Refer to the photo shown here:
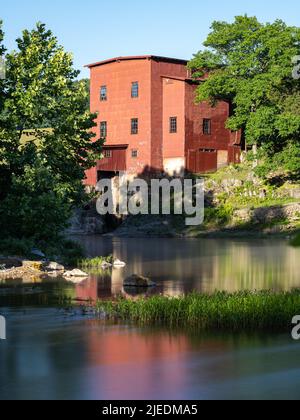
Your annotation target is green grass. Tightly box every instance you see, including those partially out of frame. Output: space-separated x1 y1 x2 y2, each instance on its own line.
97 290 300 332
78 255 113 268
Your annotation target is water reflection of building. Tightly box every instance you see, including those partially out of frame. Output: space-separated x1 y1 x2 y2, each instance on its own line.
73 237 300 300
76 274 113 301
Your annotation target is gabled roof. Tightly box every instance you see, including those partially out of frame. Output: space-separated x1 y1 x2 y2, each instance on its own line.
86 55 188 69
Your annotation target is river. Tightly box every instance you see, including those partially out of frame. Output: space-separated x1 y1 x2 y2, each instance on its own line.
1 237 300 400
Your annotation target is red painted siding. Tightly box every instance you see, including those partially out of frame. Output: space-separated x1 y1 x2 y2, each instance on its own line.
187 149 218 173
84 55 242 185
89 58 152 176
97 147 127 172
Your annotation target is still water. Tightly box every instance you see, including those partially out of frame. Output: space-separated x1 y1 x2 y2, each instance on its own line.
1 238 300 400
0 307 300 400
75 237 300 297
2 237 300 304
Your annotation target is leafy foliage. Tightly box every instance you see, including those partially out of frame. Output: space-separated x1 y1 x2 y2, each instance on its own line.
189 16 300 178
0 22 102 241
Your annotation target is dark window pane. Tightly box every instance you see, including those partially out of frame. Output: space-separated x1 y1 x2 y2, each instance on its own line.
131 82 139 98
170 117 177 133
203 119 212 135
100 121 107 138
100 86 107 101
131 118 138 135
131 149 138 158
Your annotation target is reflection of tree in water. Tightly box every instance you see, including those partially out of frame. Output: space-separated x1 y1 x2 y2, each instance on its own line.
73 237 300 299
211 241 300 292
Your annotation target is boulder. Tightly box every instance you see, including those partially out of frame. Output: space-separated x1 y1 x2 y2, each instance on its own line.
289 189 300 200
45 262 65 272
22 261 43 271
64 269 88 278
124 275 156 288
66 209 106 235
113 259 126 268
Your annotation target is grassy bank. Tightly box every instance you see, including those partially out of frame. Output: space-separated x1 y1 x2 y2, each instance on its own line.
97 291 300 332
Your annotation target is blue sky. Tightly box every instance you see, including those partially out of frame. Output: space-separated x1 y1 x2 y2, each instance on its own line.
1 0 300 77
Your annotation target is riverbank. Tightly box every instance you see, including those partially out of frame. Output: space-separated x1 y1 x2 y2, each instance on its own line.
107 211 300 239
87 163 300 239
97 290 300 332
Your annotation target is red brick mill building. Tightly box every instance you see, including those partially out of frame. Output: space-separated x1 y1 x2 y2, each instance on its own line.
84 55 242 185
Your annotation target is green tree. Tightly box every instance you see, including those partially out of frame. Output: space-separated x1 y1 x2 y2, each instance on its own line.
0 23 102 241
0 21 6 133
189 16 300 178
75 78 90 112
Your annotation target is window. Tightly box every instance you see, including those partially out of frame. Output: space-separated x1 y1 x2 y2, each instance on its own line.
104 150 112 159
170 117 177 134
131 118 139 135
131 82 139 98
100 86 107 101
131 149 138 158
100 121 107 138
203 119 212 135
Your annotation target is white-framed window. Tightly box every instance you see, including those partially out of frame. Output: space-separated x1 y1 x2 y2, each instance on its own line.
100 85 107 101
131 82 139 98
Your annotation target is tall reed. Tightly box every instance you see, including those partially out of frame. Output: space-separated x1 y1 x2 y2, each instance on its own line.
97 290 300 332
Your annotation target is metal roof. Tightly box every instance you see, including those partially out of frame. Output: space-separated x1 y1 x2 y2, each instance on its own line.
86 55 188 69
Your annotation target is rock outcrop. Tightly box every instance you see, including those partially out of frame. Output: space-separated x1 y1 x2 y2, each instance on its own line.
45 262 65 272
233 202 300 225
66 208 105 235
